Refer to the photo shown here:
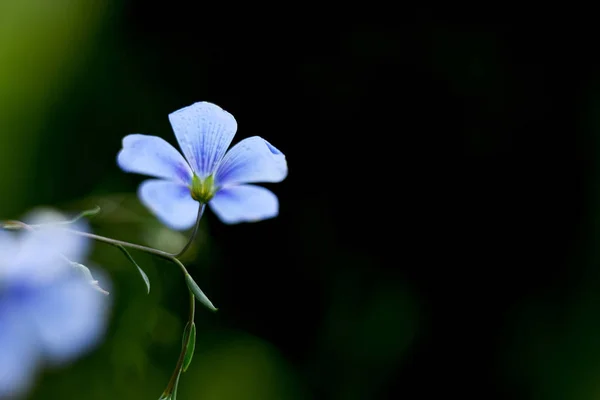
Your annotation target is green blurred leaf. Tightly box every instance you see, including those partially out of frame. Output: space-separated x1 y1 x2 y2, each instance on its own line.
70 205 101 222
184 273 217 311
0 0 107 215
116 245 150 294
36 206 102 226
182 322 196 372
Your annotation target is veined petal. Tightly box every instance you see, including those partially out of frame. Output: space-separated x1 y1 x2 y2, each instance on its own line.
139 180 199 230
0 305 39 398
168 102 238 177
27 271 110 364
117 134 193 184
215 137 288 187
209 185 279 224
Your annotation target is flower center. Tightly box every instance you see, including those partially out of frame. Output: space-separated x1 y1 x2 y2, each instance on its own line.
190 174 216 203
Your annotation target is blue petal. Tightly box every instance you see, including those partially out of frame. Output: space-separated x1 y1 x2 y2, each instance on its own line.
209 185 279 224
27 272 110 364
117 134 193 184
215 136 288 187
6 211 90 284
0 304 39 399
23 209 90 262
138 179 200 230
168 102 238 178
0 229 16 263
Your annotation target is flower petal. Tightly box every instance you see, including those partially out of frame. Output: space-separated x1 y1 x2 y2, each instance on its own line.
27 271 110 364
0 305 39 399
139 179 199 230
0 230 16 270
209 185 279 224
4 210 90 284
117 134 193 184
168 102 238 177
215 136 288 187
23 209 91 262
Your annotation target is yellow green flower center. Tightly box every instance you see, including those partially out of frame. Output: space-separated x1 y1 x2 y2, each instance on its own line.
190 174 216 203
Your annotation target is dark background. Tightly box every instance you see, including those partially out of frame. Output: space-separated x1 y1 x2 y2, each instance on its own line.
1 3 599 399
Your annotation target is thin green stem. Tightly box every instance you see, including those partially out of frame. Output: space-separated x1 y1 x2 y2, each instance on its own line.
65 229 190 277
1 220 33 231
1 220 188 274
2 204 204 262
171 203 205 259
163 289 196 396
64 228 175 261
169 257 190 276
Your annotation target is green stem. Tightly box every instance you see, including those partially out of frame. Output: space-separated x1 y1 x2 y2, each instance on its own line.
1 220 33 231
171 203 205 259
2 204 204 265
65 230 191 280
1 221 189 274
163 289 196 396
65 228 179 264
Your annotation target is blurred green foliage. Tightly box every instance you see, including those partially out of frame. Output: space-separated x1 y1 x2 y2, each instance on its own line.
0 0 106 213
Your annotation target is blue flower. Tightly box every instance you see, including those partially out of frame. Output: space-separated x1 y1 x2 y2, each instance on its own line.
0 210 110 398
117 102 288 230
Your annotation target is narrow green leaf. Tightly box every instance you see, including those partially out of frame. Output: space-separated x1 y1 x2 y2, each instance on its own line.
116 245 150 294
184 273 217 311
61 206 102 224
182 322 196 372
76 205 102 219
181 322 190 347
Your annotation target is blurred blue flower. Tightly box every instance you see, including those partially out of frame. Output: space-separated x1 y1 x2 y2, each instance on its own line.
117 102 288 230
0 210 110 399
